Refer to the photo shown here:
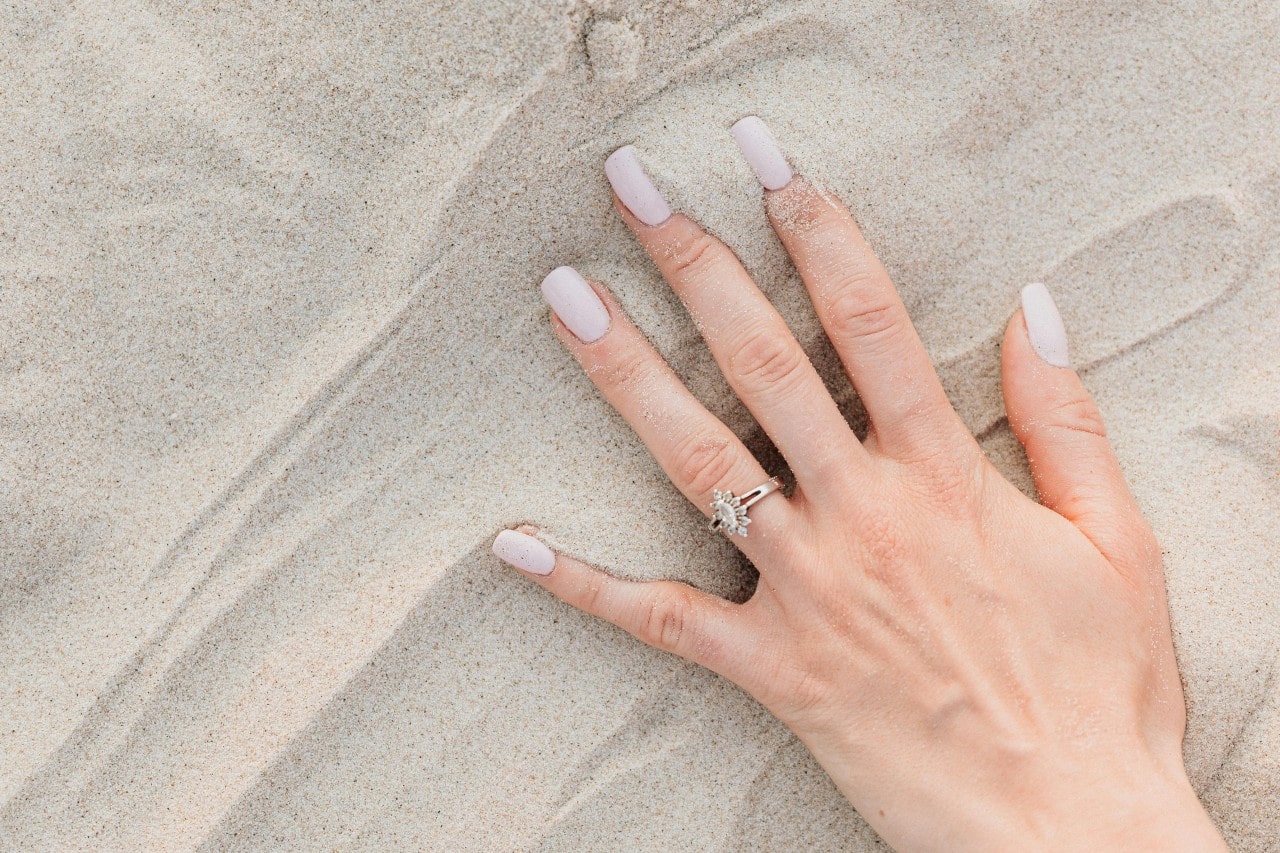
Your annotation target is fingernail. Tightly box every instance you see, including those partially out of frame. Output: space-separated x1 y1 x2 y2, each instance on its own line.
541 266 610 343
604 145 673 226
730 116 793 190
493 529 556 576
1020 282 1071 367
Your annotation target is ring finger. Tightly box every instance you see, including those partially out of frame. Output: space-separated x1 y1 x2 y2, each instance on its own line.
539 266 798 557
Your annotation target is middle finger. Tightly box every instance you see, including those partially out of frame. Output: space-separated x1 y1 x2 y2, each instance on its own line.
604 145 865 495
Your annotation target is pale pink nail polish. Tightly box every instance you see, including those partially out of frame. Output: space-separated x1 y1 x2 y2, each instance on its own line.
541 266 610 343
604 145 673 226
1021 282 1071 367
493 529 556 575
730 116 793 190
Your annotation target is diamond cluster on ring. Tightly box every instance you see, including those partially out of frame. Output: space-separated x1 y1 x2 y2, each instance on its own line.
709 489 751 537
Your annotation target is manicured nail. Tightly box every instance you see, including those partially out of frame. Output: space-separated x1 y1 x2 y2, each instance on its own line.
604 145 672 226
1021 282 1071 367
541 266 610 343
731 116 793 190
493 529 556 576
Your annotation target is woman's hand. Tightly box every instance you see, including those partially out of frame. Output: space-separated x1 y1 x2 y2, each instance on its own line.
493 118 1225 851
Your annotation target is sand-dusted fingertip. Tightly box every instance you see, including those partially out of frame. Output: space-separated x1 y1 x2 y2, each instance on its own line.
1021 282 1071 368
604 145 672 226
492 529 556 575
540 266 610 343
730 116 793 190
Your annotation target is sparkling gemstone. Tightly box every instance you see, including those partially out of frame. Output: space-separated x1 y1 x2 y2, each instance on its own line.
713 500 738 529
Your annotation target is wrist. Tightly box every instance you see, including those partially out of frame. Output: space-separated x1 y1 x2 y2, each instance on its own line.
813 732 1227 852
981 746 1225 852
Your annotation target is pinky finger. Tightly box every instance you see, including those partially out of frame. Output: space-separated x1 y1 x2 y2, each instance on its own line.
492 527 755 682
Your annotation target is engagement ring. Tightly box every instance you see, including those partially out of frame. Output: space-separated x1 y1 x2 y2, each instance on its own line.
709 476 784 537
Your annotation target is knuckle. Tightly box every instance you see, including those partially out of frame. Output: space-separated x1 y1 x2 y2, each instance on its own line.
855 507 910 576
758 653 830 722
901 450 983 516
1045 395 1107 440
671 433 738 498
824 278 905 347
640 588 695 653
668 232 726 282
787 667 830 716
577 572 608 615
594 346 653 396
729 325 808 395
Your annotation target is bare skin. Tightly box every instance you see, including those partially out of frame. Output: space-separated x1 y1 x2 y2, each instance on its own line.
498 171 1226 850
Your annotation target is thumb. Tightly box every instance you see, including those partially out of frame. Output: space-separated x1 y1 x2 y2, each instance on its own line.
1001 283 1160 580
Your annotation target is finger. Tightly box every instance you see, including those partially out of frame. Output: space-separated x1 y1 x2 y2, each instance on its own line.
1001 284 1161 581
603 145 864 495
540 266 798 555
731 117 966 459
492 527 758 685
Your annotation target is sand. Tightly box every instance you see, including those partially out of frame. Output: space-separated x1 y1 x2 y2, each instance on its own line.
1 0 1277 849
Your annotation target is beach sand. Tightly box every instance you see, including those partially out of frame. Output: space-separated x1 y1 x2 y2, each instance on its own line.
1 0 1277 848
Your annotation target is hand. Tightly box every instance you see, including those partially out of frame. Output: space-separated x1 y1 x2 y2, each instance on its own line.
493 118 1225 851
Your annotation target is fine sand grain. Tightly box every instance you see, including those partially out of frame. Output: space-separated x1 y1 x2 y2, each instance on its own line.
1 0 1277 849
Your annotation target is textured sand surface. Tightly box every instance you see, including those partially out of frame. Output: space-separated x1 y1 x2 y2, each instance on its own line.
2 0 1278 849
